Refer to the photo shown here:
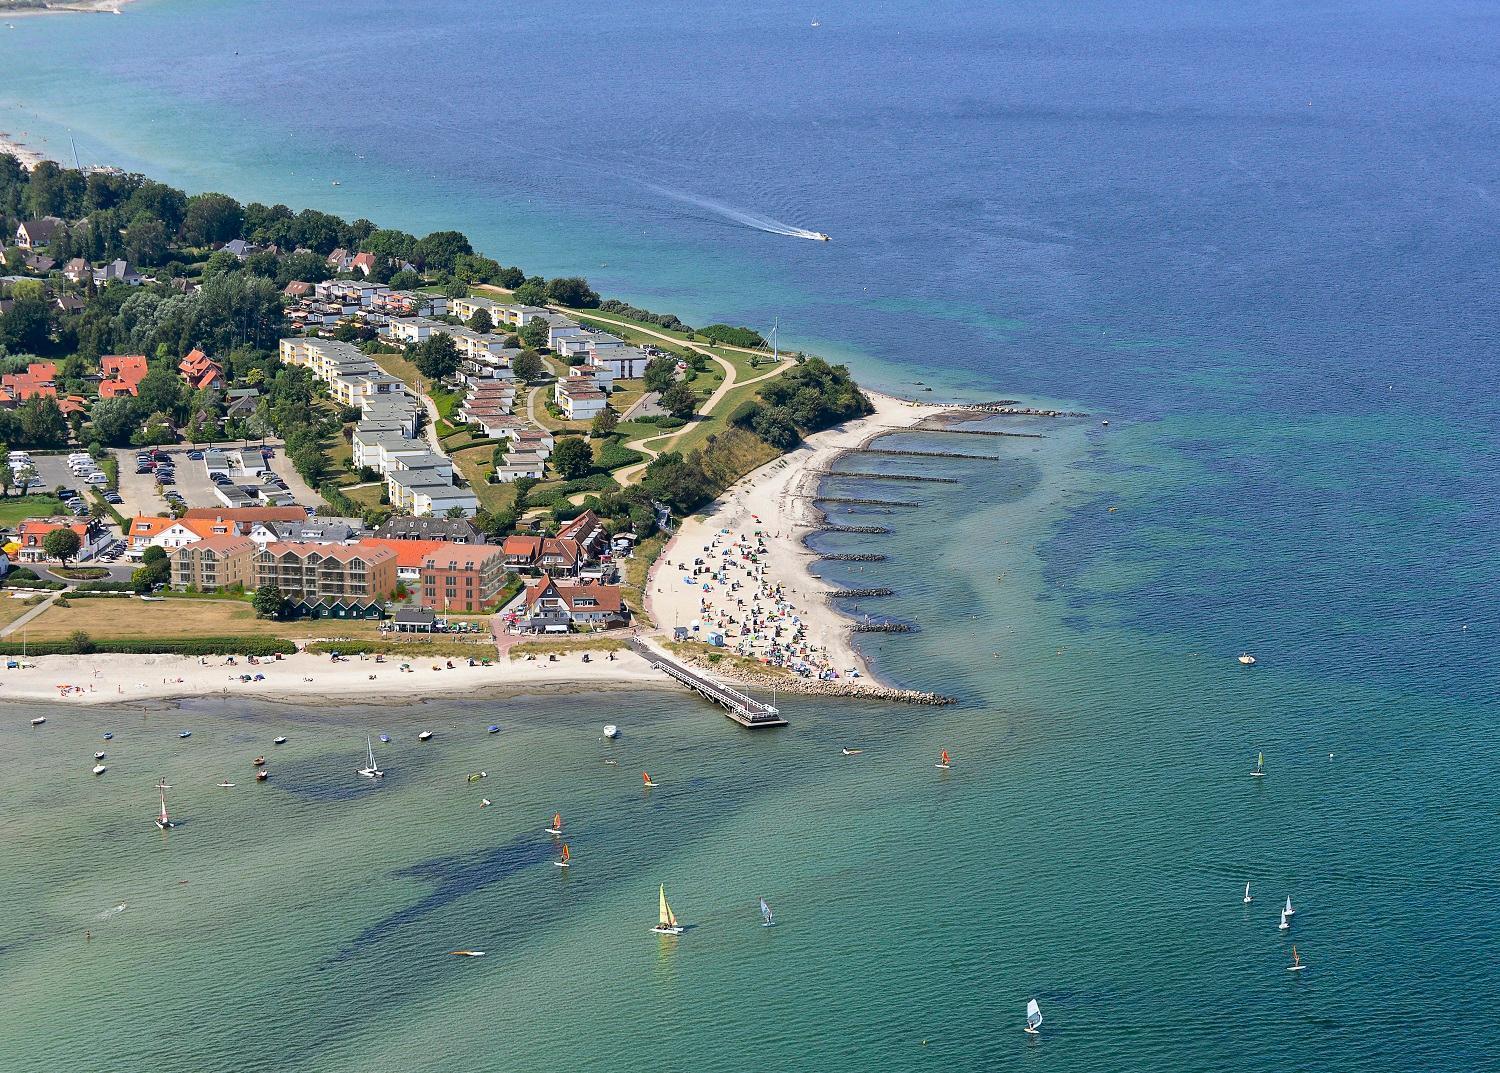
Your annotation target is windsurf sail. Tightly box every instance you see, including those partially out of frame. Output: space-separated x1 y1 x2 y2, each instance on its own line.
1026 999 1043 1031
759 898 773 925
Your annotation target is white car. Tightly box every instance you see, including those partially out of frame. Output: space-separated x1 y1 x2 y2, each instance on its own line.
85 472 109 486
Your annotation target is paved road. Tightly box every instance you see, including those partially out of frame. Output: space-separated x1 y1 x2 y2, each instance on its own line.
0 588 65 638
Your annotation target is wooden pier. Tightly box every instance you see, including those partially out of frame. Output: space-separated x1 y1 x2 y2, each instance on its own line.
631 640 787 728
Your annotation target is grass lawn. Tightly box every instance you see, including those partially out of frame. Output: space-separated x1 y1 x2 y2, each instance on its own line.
508 635 629 659
0 593 47 631
370 351 430 394
0 494 64 528
24 597 265 641
450 446 518 515
341 484 388 510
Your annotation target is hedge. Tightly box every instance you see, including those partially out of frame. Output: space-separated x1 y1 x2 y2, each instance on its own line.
0 636 296 657
304 639 494 660
596 441 644 470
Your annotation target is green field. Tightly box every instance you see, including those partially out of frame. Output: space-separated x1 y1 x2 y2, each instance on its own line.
0 495 64 529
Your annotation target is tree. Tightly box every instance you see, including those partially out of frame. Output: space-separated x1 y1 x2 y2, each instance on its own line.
0 292 53 352
17 397 69 448
89 396 143 446
511 349 545 382
42 527 82 566
253 584 287 619
590 408 619 437
552 437 594 480
411 332 460 380
123 212 169 265
388 269 422 290
0 445 9 497
641 452 713 515
544 276 600 308
659 382 699 421
512 276 548 306
444 506 469 520
466 308 493 333
413 230 473 274
496 265 525 289
137 362 184 418
643 354 677 393
518 317 550 351
182 192 244 246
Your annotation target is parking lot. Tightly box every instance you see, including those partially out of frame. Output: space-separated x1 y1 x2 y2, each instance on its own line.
112 440 320 516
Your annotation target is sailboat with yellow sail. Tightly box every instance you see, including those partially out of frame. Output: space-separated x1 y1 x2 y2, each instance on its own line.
1251 751 1266 778
545 812 563 836
554 844 571 869
651 885 685 935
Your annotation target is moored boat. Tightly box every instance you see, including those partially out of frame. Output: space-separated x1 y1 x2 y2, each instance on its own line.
358 734 383 779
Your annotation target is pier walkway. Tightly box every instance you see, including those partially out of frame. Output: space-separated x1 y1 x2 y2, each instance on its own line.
630 639 787 728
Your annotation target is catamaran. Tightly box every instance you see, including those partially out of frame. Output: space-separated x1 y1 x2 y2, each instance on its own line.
1288 945 1306 972
154 785 176 829
759 898 775 927
652 885 685 935
1243 882 1253 905
1251 752 1266 778
1024 999 1043 1035
546 812 563 836
642 771 656 788
1283 896 1295 917
555 844 572 869
358 734 383 779
935 750 952 770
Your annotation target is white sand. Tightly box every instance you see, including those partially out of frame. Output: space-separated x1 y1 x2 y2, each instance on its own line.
0 648 668 708
646 390 948 688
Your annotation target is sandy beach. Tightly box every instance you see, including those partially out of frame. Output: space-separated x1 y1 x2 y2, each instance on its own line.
0 647 669 709
0 133 54 170
646 390 949 690
0 0 134 17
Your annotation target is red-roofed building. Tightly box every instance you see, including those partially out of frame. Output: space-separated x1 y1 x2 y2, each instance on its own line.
15 516 113 564
99 354 148 398
351 252 377 277
516 573 627 632
361 537 446 584
169 534 257 592
254 541 397 618
418 542 508 613
0 362 58 408
178 347 224 390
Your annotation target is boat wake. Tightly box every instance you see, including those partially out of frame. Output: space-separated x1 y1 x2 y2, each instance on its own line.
645 183 829 241
96 903 127 920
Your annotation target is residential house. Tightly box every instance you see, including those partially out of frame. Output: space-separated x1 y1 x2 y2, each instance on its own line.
386 467 478 517
254 541 397 618
557 509 608 559
62 257 91 284
169 535 256 592
15 516 112 564
373 516 485 544
0 362 58 407
283 281 313 299
98 354 148 398
53 294 86 315
14 217 62 250
554 376 607 420
179 347 224 390
499 534 585 576
418 542 509 613
92 259 144 287
515 574 627 632
223 386 261 419
350 252 377 277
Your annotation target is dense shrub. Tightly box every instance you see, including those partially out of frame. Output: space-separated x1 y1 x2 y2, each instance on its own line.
0 636 296 656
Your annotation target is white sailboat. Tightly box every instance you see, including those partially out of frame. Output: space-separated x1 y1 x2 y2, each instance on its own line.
759 897 775 927
1251 751 1266 778
1278 907 1290 931
154 785 176 829
1243 882 1253 904
651 885 685 935
1283 896 1295 917
358 734 383 779
1024 999 1043 1035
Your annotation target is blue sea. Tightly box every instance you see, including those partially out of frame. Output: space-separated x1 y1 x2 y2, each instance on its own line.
1 1 1497 1070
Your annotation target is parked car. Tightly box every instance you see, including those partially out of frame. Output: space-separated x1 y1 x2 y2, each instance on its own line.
187 451 204 460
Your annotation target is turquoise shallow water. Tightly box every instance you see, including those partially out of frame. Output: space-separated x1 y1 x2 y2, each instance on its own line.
2 0 1499 1068
2 419 1496 1071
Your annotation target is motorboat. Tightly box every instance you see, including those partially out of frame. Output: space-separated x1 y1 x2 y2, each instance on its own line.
603 724 620 739
253 756 266 767
379 734 390 743
256 769 269 781
95 751 106 760
418 731 433 742
273 736 287 745
30 717 45 726
92 763 107 776
487 725 501 734
178 730 192 739
1238 653 1257 666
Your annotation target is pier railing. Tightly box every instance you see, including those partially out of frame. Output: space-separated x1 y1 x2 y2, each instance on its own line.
630 639 787 728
